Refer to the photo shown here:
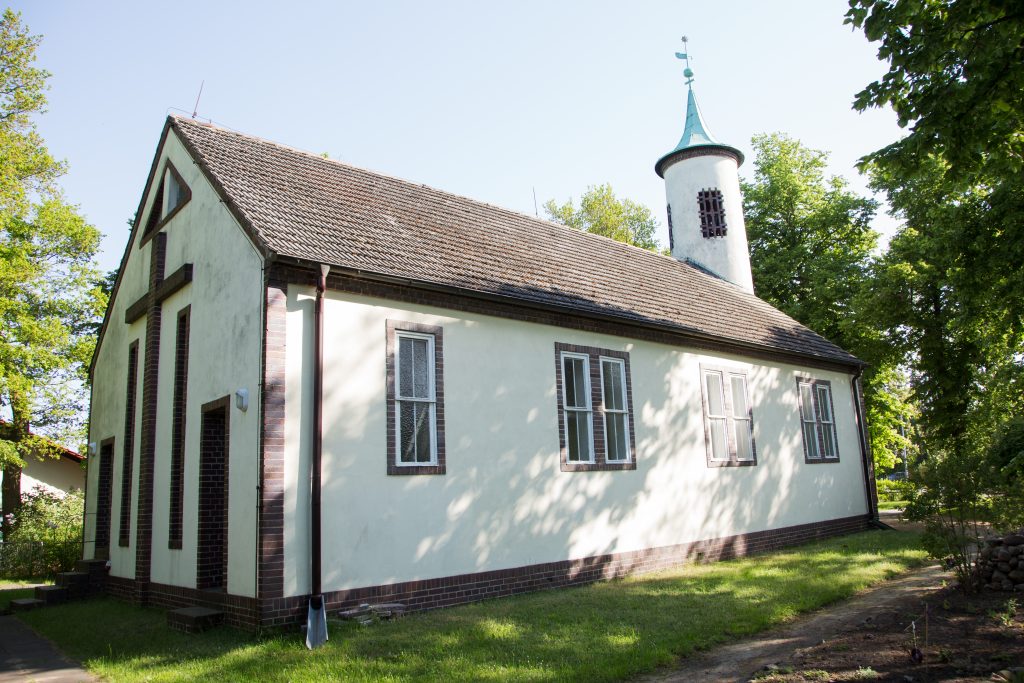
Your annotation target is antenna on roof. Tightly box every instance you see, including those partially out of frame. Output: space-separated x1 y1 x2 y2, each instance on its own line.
191 80 205 119
532 187 539 217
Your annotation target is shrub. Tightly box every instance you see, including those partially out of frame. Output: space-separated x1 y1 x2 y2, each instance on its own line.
875 478 915 502
0 487 83 578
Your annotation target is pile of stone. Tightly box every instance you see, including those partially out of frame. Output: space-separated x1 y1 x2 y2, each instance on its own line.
337 602 407 625
977 532 1024 591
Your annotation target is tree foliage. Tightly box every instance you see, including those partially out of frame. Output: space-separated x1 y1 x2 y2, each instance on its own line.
0 10 105 534
846 0 1024 182
544 183 662 252
741 133 912 472
849 0 1024 576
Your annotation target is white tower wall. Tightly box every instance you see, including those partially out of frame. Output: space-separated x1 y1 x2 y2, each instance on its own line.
663 153 754 294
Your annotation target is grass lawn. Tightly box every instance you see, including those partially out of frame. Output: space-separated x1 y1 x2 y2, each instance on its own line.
20 530 927 682
877 500 908 510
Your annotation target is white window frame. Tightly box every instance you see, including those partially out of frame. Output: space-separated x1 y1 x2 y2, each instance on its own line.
395 330 438 467
700 364 757 467
560 351 595 464
599 356 631 463
797 377 840 463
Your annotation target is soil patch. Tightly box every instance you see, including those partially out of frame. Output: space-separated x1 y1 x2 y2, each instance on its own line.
758 582 1024 682
638 549 1022 682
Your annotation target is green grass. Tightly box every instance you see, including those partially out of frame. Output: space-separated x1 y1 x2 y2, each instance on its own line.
20 530 927 682
877 500 908 510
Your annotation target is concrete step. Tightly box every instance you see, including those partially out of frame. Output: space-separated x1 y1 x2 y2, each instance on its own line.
9 598 45 613
167 606 224 634
56 571 89 587
75 558 109 577
34 585 68 605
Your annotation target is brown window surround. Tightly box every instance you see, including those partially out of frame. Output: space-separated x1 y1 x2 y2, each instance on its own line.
697 188 727 238
385 320 445 476
119 340 140 547
554 343 637 472
168 305 190 550
796 377 840 464
699 364 757 468
140 161 191 246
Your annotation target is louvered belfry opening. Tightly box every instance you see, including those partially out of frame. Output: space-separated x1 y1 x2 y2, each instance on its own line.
697 189 727 238
197 399 229 591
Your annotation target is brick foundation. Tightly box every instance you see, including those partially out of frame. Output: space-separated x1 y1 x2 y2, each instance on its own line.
105 513 872 630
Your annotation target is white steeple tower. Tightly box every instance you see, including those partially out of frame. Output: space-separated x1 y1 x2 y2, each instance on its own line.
656 41 753 294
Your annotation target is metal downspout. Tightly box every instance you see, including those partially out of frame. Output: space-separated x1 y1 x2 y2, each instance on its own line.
852 368 884 527
306 264 330 648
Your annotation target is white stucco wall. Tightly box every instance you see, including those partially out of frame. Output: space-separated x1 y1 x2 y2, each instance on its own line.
283 289 869 597
86 130 263 597
664 154 754 293
1 456 84 498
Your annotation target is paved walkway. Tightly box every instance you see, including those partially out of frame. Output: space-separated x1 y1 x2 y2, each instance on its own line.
0 616 96 683
635 562 947 683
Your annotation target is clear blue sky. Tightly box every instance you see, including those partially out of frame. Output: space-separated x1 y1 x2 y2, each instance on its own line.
14 0 901 273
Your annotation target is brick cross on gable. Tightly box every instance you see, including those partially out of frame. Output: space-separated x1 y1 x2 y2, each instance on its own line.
125 231 193 596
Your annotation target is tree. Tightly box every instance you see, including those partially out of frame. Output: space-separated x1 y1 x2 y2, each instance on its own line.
740 133 912 471
845 0 1024 183
544 183 662 252
0 10 104 538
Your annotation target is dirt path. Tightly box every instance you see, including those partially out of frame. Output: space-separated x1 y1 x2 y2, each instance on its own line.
635 563 950 683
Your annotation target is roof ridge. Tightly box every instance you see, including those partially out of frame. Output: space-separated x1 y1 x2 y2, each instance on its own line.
167 115 859 367
169 115 696 269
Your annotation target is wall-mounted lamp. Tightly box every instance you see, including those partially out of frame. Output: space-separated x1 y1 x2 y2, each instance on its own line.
88 442 97 456
235 388 249 412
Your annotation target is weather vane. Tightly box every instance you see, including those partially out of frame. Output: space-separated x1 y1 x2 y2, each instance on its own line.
675 35 694 85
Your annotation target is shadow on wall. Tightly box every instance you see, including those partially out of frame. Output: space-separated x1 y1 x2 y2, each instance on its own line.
305 295 858 590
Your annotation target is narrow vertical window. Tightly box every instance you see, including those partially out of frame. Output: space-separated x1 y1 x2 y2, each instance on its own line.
704 371 729 461
666 203 675 251
797 378 840 463
386 321 445 475
554 343 636 471
731 375 754 461
700 365 757 467
697 189 727 238
168 305 190 549
601 358 630 463
119 341 139 547
562 353 594 464
397 332 436 465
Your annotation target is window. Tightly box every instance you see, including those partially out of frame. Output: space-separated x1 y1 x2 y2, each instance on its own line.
386 320 445 475
699 365 756 467
797 378 839 463
601 358 630 462
554 343 636 472
666 203 675 250
697 188 727 238
142 162 191 240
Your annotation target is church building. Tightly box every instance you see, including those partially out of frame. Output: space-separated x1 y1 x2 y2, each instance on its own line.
84 66 878 630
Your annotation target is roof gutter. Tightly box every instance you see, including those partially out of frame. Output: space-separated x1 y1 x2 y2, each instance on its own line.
273 255 866 374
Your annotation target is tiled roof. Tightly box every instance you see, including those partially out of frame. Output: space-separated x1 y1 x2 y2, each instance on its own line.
169 115 860 368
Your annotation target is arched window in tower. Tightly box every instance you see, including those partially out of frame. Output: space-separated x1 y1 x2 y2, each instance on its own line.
697 189 727 238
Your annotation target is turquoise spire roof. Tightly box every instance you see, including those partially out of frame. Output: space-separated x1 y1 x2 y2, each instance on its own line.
655 83 744 177
678 86 719 148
